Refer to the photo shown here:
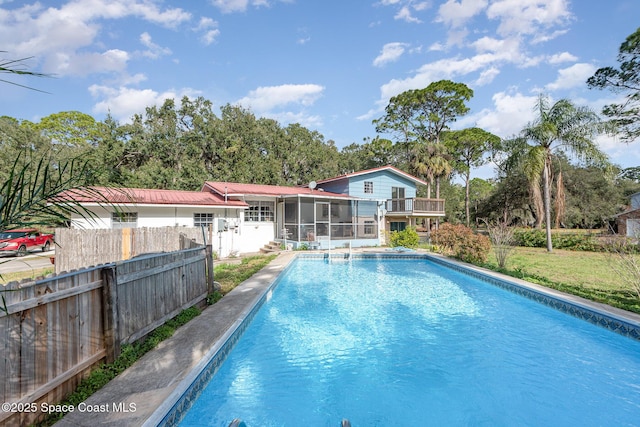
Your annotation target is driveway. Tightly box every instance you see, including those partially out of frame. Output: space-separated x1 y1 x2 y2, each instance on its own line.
0 250 55 274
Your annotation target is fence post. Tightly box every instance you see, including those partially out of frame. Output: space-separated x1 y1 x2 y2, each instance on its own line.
205 244 215 295
101 264 120 363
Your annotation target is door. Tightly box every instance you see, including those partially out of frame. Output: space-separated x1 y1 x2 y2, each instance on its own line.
315 202 330 238
391 187 405 212
628 219 640 237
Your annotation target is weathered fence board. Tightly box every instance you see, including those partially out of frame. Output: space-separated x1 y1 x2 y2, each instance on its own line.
0 245 209 427
114 247 207 345
54 226 206 274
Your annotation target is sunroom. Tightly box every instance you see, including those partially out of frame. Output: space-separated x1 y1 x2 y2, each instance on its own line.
277 195 380 249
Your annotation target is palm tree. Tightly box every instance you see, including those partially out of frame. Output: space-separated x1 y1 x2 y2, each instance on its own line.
409 141 451 199
517 94 612 252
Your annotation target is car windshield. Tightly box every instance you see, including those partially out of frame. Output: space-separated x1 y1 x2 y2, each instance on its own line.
0 232 27 239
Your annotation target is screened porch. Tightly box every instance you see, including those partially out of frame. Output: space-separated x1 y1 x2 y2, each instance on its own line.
278 196 379 247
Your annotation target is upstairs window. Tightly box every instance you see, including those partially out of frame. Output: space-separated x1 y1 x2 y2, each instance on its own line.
364 181 374 194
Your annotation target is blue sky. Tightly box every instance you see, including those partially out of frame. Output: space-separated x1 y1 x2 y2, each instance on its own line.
2 0 640 178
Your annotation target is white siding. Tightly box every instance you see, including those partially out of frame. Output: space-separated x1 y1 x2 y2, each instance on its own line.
69 205 256 258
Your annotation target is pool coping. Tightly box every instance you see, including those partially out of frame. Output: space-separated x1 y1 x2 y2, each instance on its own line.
54 249 640 427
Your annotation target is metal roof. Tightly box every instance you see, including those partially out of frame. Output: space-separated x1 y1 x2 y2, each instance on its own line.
315 165 429 186
202 181 350 198
55 187 248 207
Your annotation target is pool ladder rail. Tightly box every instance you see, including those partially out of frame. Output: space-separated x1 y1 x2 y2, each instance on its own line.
227 418 352 426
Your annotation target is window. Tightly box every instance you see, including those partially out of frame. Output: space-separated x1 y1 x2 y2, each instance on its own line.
194 213 214 227
364 220 375 235
112 212 138 229
364 181 374 194
244 201 275 222
390 221 406 232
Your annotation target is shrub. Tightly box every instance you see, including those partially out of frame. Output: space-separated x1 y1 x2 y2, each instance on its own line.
431 223 491 264
513 228 547 247
513 228 604 252
389 227 420 248
486 221 516 269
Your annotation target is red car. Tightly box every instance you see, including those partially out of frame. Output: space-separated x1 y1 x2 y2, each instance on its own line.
0 229 54 257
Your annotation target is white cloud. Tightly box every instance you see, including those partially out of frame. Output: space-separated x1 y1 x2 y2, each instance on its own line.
211 0 249 13
139 32 172 59
194 17 220 45
266 111 324 129
89 84 201 122
532 28 568 44
201 29 221 46
379 1 431 23
486 0 572 37
373 42 409 67
545 63 596 91
0 0 190 76
395 5 421 23
472 90 538 139
436 0 488 28
547 51 577 64
296 27 311 45
474 66 500 86
210 0 280 13
236 84 324 112
45 49 130 76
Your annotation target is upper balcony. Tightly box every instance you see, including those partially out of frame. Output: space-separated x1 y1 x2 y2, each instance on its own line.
385 198 445 217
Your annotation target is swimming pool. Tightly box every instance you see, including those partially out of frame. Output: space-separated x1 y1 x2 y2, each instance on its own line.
174 255 640 426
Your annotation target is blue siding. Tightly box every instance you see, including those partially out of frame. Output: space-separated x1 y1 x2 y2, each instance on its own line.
319 169 419 199
347 170 417 199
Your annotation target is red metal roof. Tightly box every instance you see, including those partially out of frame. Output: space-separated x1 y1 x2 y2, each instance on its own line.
202 181 350 198
316 165 429 186
55 187 248 207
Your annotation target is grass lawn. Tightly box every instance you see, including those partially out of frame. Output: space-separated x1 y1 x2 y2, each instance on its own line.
489 247 622 290
484 246 640 314
0 267 54 284
214 254 278 294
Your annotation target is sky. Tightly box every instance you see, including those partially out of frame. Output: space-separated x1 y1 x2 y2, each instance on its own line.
2 0 640 179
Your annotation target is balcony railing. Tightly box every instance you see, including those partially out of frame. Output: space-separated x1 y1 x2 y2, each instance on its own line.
385 198 445 216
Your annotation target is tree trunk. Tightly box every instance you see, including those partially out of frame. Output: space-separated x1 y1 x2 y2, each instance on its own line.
554 171 565 228
465 172 470 227
435 177 441 229
532 181 544 228
543 160 553 252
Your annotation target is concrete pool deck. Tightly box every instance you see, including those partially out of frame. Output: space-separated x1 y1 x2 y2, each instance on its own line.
54 248 640 426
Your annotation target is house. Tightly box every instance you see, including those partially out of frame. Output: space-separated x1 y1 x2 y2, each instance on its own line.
61 166 445 257
314 165 445 233
616 192 640 237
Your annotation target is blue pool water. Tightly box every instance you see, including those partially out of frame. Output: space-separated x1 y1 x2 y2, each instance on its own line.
178 258 640 426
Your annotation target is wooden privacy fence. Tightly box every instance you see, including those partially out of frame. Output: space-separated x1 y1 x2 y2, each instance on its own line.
54 226 208 274
0 246 212 427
